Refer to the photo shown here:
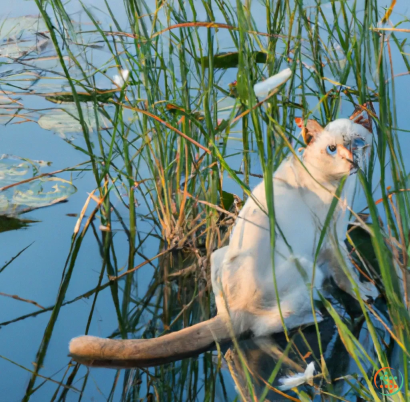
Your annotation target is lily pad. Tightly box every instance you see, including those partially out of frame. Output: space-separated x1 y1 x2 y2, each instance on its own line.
0 15 47 40
38 105 109 138
45 90 117 104
200 51 267 69
0 16 50 62
0 155 77 216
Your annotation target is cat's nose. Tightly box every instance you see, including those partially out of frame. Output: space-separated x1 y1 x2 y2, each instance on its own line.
339 146 357 170
338 145 353 162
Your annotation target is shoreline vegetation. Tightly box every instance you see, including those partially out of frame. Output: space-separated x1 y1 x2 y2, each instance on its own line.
1 0 409 400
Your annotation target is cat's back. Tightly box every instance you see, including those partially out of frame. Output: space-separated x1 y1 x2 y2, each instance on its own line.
228 157 298 255
223 155 331 262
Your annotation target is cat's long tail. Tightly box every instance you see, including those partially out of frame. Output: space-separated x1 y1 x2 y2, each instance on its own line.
69 316 231 368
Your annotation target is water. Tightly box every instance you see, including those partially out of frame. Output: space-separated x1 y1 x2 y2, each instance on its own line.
1 0 409 401
0 2 136 401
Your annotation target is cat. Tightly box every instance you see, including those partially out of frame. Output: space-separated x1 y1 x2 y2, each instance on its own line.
69 114 377 368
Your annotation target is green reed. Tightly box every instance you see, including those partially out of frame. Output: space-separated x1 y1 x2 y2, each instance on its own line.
17 0 410 400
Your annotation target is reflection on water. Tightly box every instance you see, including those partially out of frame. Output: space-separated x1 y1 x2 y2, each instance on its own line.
227 318 341 401
0 0 409 401
225 295 396 401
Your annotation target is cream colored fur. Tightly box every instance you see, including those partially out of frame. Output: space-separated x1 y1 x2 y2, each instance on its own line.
211 119 377 337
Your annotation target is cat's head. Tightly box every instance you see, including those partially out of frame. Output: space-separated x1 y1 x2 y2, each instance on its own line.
295 116 372 182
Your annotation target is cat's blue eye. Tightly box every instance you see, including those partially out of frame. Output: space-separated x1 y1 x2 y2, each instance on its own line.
326 145 337 155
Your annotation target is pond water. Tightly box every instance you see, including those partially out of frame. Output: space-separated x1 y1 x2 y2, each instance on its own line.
1 0 410 401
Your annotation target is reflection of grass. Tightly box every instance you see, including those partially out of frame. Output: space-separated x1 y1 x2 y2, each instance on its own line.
0 216 36 233
14 0 410 400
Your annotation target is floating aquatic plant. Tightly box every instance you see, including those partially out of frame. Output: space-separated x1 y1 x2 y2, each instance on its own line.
0 155 77 215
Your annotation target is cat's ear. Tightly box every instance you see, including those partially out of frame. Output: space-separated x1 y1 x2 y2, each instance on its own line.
295 118 324 145
349 102 375 133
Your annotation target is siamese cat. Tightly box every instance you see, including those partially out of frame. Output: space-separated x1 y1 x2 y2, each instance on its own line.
69 113 377 368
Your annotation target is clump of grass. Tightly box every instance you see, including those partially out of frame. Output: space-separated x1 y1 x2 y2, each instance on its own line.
10 0 410 400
